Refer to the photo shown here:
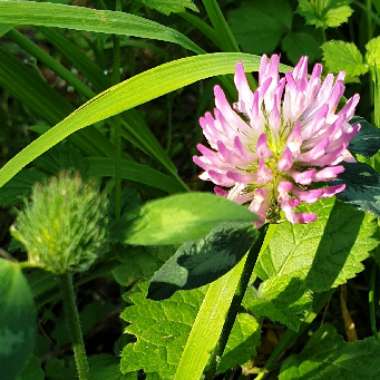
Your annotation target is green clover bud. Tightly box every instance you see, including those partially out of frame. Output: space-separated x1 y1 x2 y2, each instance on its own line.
11 172 109 274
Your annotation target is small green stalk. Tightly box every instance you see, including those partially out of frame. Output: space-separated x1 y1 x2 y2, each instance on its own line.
205 227 267 378
60 274 89 380
369 263 378 336
111 0 123 221
367 0 373 41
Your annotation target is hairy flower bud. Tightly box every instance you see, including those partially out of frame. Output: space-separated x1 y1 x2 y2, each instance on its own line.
11 172 109 274
193 54 360 226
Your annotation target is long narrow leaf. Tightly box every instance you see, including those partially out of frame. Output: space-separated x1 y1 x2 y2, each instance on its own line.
86 157 183 193
0 53 265 187
0 0 203 54
174 256 247 380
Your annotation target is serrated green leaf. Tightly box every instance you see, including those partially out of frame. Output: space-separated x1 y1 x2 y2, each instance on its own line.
0 259 36 380
123 193 256 246
366 36 380 66
121 280 256 379
228 0 292 54
250 199 378 329
246 272 315 331
121 282 206 379
349 116 380 157
335 162 380 216
217 313 260 374
141 0 198 15
282 32 321 64
298 0 353 28
0 53 264 188
0 0 202 54
148 222 257 300
279 324 380 379
321 40 368 82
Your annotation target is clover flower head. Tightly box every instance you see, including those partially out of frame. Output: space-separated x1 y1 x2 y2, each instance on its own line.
193 54 360 226
11 172 109 274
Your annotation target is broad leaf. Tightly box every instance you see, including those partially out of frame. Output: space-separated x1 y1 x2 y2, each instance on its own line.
228 0 292 54
322 40 368 82
0 259 36 380
0 0 202 54
279 325 380 379
298 0 353 28
335 162 380 217
349 117 380 157
0 53 263 188
121 281 256 379
250 199 378 329
366 36 380 66
141 0 198 15
123 192 256 246
148 222 258 300
121 282 206 379
282 32 321 64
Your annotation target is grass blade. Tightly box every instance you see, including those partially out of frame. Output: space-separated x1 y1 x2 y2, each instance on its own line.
86 157 183 193
0 0 203 54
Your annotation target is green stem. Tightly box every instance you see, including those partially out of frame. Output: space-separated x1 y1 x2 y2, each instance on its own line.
354 0 380 26
321 27 327 42
60 273 89 380
205 227 267 378
111 0 123 220
367 0 373 41
218 227 267 356
180 12 221 49
202 0 239 52
369 263 377 336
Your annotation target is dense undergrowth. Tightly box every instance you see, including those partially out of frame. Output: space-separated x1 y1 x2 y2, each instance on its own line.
1 1 380 379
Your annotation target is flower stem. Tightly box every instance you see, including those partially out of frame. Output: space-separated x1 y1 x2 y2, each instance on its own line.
205 226 267 378
60 273 89 380
369 263 378 336
217 227 267 355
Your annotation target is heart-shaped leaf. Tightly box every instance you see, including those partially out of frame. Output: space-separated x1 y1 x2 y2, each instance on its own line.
349 116 380 157
147 222 258 300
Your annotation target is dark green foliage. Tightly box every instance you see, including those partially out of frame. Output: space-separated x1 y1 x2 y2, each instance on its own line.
349 117 380 157
1 0 380 379
280 325 380 379
0 259 36 380
336 163 380 217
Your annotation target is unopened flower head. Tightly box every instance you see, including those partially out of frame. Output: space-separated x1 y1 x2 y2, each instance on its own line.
193 55 360 226
11 172 109 274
